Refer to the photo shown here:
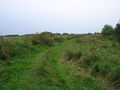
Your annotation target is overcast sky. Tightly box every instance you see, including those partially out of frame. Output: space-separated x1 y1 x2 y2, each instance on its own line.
0 0 120 35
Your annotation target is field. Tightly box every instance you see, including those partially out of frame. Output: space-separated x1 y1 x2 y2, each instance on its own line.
0 33 120 90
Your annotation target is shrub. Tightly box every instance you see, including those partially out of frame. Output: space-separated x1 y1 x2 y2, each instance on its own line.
40 32 54 46
101 25 114 36
31 32 55 46
23 35 33 44
101 23 120 42
54 36 65 42
31 34 41 45
114 23 120 42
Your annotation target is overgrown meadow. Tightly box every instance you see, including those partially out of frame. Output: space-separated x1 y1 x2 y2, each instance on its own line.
0 23 120 90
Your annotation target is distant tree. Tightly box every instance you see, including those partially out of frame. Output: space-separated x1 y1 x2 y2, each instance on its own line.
101 25 114 36
94 32 100 34
114 23 120 42
5 35 19 37
55 33 61 35
87 33 92 35
63 33 69 35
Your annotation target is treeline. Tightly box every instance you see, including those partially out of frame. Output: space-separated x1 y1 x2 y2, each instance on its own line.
1 32 100 37
1 33 76 37
101 23 120 42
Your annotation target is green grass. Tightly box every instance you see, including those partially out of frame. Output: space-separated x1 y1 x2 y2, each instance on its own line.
0 34 120 90
75 34 120 89
0 45 49 90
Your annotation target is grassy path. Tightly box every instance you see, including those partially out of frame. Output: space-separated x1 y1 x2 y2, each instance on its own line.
16 40 105 90
0 46 50 90
15 40 73 90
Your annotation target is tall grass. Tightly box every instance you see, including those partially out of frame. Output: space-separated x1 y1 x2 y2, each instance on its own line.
0 36 37 65
1 33 120 89
74 34 120 89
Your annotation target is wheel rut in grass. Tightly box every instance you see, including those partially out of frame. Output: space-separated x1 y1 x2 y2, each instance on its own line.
18 41 73 90
17 40 108 90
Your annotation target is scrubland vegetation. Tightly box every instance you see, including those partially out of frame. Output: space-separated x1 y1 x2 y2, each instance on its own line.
0 23 120 90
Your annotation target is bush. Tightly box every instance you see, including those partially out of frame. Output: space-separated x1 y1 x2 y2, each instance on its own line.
114 23 120 42
101 23 120 43
40 32 54 46
31 32 55 46
54 36 65 42
101 25 114 36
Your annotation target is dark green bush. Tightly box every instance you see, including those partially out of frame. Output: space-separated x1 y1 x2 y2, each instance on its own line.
101 23 120 43
31 34 41 45
31 32 55 46
54 36 65 42
39 32 54 46
101 25 114 36
114 23 120 42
